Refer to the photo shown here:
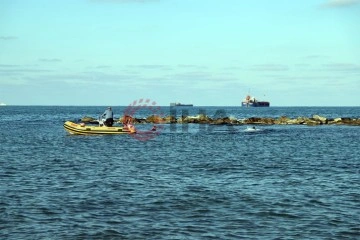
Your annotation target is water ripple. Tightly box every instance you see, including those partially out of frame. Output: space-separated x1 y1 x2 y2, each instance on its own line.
1 106 359 239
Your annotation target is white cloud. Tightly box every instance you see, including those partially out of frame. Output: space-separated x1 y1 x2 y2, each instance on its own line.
90 0 159 3
0 36 17 40
0 65 53 76
321 0 360 8
126 64 173 71
248 64 289 72
38 58 62 63
322 63 360 72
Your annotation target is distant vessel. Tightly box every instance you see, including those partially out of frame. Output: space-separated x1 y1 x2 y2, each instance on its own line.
241 95 270 107
0 102 6 106
170 102 193 107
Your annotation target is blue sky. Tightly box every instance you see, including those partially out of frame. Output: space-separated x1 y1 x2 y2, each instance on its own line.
0 0 359 106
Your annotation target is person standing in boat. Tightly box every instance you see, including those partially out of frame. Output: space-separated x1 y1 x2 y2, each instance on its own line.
102 107 114 127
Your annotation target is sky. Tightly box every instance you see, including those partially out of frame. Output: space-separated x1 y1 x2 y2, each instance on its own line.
0 0 359 106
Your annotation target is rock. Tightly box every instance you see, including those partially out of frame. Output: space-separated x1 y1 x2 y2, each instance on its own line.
275 116 290 124
211 117 231 125
334 118 342 123
182 116 197 123
281 117 308 125
177 117 184 123
163 115 177 123
328 118 342 124
237 118 247 124
327 117 359 125
228 116 240 124
286 119 300 125
180 114 211 124
198 114 211 123
295 117 307 124
341 118 360 125
245 117 263 124
211 119 225 125
341 118 352 124
107 114 360 126
146 115 163 123
313 115 327 124
135 118 147 124
81 116 96 123
306 119 321 126
261 118 275 124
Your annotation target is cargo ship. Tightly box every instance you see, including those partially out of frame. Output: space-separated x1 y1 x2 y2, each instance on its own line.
241 95 270 107
170 102 193 107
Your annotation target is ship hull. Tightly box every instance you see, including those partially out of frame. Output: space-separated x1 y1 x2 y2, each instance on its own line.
241 101 270 107
170 103 193 107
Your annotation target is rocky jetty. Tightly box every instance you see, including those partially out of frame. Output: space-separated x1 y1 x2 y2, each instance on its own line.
114 114 360 126
79 115 359 126
80 116 98 123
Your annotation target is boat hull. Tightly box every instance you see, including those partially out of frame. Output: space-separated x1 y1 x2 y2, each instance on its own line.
241 101 270 107
170 103 193 107
63 121 136 135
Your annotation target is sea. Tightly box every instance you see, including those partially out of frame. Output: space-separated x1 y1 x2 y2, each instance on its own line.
1 106 359 239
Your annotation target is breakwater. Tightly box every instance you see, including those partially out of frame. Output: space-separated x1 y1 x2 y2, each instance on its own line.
81 114 360 126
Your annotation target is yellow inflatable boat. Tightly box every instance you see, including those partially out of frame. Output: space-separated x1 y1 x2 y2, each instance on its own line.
63 121 136 135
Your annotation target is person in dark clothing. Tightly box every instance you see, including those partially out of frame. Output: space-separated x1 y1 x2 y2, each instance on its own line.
102 107 114 127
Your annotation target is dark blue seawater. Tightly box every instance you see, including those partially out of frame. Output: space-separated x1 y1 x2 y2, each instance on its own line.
1 106 359 239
